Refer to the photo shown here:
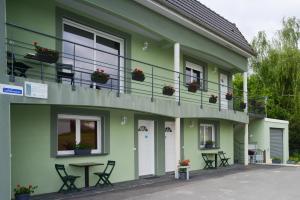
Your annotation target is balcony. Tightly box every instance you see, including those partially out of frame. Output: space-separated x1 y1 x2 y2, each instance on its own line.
4 23 265 118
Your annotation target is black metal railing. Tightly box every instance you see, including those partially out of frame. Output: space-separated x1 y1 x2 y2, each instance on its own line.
4 22 265 115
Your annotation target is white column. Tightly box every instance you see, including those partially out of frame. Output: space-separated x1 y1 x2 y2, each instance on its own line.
174 117 181 178
174 43 180 102
243 72 248 112
244 123 249 165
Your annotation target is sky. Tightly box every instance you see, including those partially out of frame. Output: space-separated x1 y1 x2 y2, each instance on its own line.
199 0 300 43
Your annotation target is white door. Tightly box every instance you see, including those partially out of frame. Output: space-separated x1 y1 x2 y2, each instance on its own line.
165 122 176 172
220 73 228 109
138 120 155 176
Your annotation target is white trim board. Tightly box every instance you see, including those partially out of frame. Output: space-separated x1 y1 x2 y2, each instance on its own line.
134 0 253 58
265 118 289 124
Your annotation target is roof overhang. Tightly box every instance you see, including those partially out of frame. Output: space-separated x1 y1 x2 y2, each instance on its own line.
134 0 254 58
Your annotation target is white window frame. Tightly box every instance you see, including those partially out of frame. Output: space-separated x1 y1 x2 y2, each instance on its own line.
57 114 101 155
62 19 125 92
185 61 204 89
199 123 215 148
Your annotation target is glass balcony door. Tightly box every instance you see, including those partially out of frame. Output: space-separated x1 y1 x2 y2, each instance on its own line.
62 19 124 91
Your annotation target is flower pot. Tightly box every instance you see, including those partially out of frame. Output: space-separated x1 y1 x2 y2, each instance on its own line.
74 149 91 156
240 102 246 109
188 86 198 93
179 172 187 179
225 94 233 100
15 194 30 200
162 87 175 96
132 72 145 82
205 144 214 148
36 52 59 63
209 97 217 103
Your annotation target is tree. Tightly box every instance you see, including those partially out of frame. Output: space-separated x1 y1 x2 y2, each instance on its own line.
234 17 300 153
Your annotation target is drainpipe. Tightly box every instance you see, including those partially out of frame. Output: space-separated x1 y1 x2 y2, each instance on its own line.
243 72 249 165
174 43 180 103
174 117 181 178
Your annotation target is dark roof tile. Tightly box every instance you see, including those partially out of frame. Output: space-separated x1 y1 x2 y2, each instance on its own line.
153 0 254 55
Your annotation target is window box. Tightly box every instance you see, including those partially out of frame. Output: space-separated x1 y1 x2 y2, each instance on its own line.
74 149 91 156
132 68 145 82
162 85 175 96
225 92 233 100
187 81 200 93
34 42 59 64
91 69 110 84
209 95 218 103
240 102 246 109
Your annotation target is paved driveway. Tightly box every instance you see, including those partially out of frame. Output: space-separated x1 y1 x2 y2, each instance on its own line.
70 165 300 200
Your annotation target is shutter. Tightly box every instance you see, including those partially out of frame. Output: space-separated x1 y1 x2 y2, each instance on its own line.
270 128 283 162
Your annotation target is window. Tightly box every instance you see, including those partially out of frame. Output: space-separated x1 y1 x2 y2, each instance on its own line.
57 114 101 155
62 19 124 90
199 124 216 148
185 61 204 89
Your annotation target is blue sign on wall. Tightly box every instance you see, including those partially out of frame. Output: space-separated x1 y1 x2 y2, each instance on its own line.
0 84 23 96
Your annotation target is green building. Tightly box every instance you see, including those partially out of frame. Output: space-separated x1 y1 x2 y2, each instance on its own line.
0 0 289 199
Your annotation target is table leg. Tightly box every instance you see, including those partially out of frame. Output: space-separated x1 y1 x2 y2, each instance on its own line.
84 166 90 188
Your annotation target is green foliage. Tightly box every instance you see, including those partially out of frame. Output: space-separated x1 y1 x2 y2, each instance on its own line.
234 17 300 153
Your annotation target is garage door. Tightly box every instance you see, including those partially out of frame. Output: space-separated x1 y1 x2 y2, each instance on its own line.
270 128 283 162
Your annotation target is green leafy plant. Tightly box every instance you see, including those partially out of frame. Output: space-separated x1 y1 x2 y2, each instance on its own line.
206 140 214 145
162 85 175 96
209 95 218 103
187 80 200 93
75 142 91 150
91 69 110 84
33 41 59 63
14 184 37 196
132 67 145 82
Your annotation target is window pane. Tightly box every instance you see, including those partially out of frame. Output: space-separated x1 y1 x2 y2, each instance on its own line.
200 126 204 145
185 67 191 84
63 24 94 86
57 119 76 150
80 120 97 149
96 36 120 90
193 70 200 85
206 126 213 142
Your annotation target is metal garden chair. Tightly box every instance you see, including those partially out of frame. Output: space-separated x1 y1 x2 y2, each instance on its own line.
218 151 231 167
94 160 116 187
55 164 80 193
202 153 215 169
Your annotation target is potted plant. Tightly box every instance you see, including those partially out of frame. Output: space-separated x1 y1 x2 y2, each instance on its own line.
178 159 190 179
132 68 145 82
74 142 92 155
225 92 233 100
162 85 175 96
205 140 214 148
187 81 200 93
91 69 110 84
33 42 59 63
209 95 218 103
272 157 281 164
240 102 246 109
14 184 37 200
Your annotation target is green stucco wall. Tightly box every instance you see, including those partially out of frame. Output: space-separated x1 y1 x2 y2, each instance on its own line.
183 119 234 170
11 104 136 195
